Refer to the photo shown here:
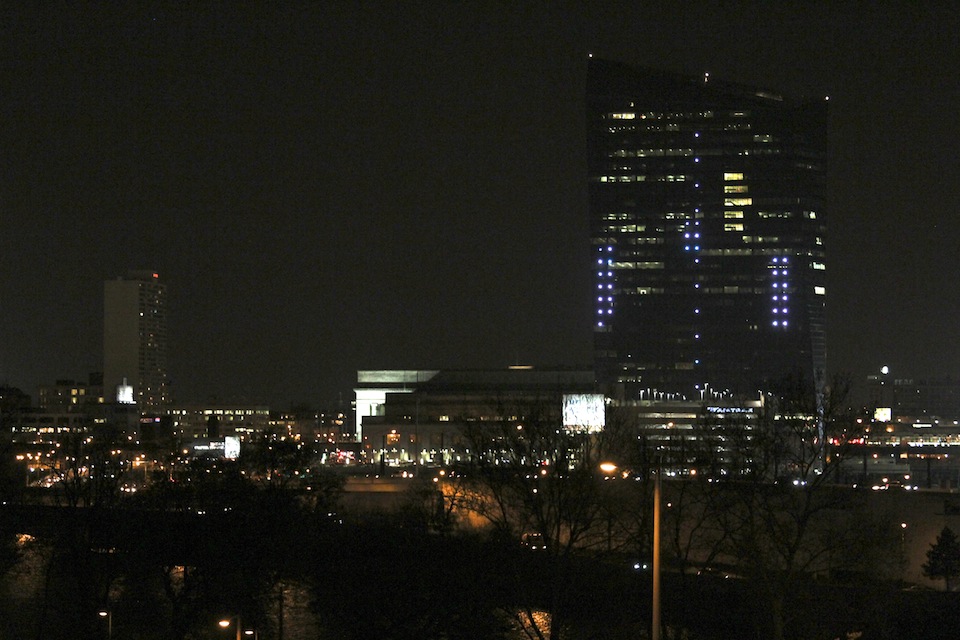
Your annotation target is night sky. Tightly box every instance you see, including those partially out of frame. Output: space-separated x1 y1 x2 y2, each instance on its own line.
3 3 959 409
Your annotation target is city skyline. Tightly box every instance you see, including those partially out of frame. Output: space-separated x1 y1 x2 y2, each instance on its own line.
3 4 959 408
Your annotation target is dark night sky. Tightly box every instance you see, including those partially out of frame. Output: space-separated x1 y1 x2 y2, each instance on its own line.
2 3 959 409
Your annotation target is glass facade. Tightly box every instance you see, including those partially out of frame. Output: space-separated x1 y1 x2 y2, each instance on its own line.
587 60 827 399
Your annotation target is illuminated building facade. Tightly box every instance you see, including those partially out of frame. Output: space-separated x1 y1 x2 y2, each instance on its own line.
104 271 169 414
587 59 827 399
37 373 104 413
868 371 960 420
355 368 596 466
166 404 271 441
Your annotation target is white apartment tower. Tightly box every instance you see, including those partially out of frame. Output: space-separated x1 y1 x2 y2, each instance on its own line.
103 270 169 414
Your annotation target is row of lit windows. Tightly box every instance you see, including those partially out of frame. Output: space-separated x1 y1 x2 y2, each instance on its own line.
610 148 695 157
758 211 793 219
599 234 798 246
603 213 813 229
598 246 810 260
606 123 755 137
598 223 643 231
594 239 822 257
626 267 802 283
608 111 715 120
605 261 665 269
601 148 755 160
605 110 752 121
605 211 805 223
598 224 645 233
611 168 746 182
597 175 691 183
623 286 780 295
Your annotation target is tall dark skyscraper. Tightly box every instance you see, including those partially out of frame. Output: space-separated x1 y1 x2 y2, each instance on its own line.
586 59 827 399
104 270 169 413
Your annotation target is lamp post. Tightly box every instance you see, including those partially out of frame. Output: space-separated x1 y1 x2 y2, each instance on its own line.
901 522 908 559
652 464 662 640
599 462 618 551
98 609 112 640
219 616 257 640
219 616 241 640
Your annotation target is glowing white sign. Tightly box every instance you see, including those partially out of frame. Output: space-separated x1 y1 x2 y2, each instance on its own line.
117 378 135 405
563 394 605 433
874 407 892 422
224 436 240 460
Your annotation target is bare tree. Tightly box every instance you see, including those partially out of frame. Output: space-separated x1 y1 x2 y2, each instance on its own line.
51 423 126 509
459 392 631 640
697 373 899 640
29 422 127 640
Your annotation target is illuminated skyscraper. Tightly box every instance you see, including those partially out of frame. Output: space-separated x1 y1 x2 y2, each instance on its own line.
587 60 827 399
103 271 169 413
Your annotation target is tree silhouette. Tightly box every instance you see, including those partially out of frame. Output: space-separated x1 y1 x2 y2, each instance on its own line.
458 392 633 640
666 372 897 640
922 526 960 591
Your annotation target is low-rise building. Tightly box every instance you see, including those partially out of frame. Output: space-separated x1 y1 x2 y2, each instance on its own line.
355 367 597 467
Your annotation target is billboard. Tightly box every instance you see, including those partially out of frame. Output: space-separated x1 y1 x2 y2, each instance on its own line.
117 380 135 405
188 437 240 460
224 436 240 460
562 394 605 433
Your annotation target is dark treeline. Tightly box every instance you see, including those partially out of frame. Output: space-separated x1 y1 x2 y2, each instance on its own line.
4 376 960 640
2 473 960 640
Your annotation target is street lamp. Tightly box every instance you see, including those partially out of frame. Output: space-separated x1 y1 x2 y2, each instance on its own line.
98 609 112 640
219 616 241 640
652 464 662 640
219 616 257 640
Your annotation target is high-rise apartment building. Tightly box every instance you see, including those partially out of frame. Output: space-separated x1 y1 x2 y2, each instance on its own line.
587 60 827 399
104 271 169 413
